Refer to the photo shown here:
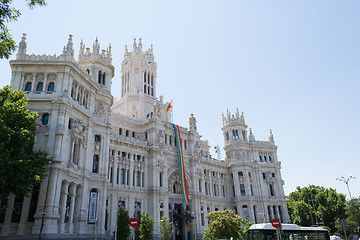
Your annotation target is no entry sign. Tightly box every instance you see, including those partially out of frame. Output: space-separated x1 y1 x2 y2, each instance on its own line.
271 218 281 228
130 218 139 228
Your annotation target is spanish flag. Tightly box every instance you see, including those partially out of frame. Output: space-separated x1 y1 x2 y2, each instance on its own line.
166 100 173 112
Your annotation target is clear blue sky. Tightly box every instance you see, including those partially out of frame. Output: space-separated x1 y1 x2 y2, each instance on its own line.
1 0 359 198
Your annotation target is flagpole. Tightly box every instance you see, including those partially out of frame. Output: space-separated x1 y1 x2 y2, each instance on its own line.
171 108 173 123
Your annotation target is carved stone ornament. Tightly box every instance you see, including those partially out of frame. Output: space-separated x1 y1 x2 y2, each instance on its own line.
157 130 164 145
94 102 106 116
168 170 190 194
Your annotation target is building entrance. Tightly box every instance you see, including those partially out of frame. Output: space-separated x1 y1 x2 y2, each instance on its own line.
171 203 194 240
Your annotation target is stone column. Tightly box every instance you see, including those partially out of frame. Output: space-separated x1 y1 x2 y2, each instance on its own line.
270 205 274 220
248 204 255 223
245 171 252 197
232 172 240 197
59 181 69 233
274 206 280 220
16 195 31 235
1 193 15 235
43 74 48 93
73 185 83 233
110 194 118 234
69 139 75 163
68 184 76 233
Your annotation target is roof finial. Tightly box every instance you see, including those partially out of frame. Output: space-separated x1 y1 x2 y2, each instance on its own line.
249 128 255 141
62 34 74 59
269 129 274 142
16 33 27 58
93 37 100 54
133 37 137 52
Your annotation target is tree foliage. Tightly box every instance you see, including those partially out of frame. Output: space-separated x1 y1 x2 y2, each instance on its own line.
116 207 131 240
345 197 360 237
138 212 154 240
203 209 253 240
287 185 346 234
159 215 173 240
0 85 50 199
0 0 46 59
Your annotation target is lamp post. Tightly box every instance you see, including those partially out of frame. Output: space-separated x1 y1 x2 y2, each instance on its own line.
336 176 355 199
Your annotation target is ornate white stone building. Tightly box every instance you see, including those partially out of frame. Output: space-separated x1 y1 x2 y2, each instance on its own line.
0 34 289 239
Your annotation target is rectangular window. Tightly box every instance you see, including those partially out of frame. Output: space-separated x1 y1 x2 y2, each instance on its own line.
119 128 122 135
136 171 140 187
110 167 113 183
92 155 99 173
116 167 119 184
120 169 125 184
240 184 246 196
95 135 101 142
238 171 243 177
262 173 266 179
118 201 125 209
269 184 274 196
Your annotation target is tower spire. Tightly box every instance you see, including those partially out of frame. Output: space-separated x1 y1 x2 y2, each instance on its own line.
16 33 27 59
93 37 100 54
133 38 137 53
62 34 74 60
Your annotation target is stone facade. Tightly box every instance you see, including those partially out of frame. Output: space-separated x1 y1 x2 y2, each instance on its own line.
0 34 289 239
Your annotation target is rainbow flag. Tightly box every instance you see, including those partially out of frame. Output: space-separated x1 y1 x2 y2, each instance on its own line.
173 124 190 203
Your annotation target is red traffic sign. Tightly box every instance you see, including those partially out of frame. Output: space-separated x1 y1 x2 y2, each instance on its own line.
130 218 139 228
271 218 281 228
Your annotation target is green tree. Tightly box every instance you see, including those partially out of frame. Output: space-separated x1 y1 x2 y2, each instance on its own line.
116 207 131 240
159 215 173 240
345 197 360 237
138 212 154 240
0 0 46 59
287 185 346 234
203 209 253 240
0 85 50 199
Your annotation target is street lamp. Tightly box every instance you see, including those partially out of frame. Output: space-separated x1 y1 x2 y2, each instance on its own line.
336 176 355 199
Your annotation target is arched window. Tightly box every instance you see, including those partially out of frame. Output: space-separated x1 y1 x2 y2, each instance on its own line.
264 156 267 161
36 82 43 91
24 82 32 91
268 156 272 162
259 156 262 161
42 113 49 125
47 82 55 92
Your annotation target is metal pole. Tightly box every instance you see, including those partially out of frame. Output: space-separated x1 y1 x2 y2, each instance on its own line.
336 176 355 200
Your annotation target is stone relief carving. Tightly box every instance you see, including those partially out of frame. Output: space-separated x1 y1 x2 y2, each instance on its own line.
167 170 190 194
94 102 106 116
157 130 164 145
